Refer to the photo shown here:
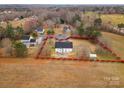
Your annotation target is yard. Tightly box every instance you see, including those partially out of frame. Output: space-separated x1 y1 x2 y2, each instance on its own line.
0 58 124 88
101 14 124 26
101 31 124 59
39 36 116 60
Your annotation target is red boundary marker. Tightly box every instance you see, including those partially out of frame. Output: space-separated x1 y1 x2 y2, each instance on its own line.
35 35 124 63
38 57 124 63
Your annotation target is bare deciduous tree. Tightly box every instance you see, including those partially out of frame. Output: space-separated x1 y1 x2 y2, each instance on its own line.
1 38 13 57
23 18 38 33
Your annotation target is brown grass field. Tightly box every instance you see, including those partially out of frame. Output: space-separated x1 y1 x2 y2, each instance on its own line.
101 14 124 26
0 58 124 88
82 12 124 26
0 14 124 87
101 32 124 59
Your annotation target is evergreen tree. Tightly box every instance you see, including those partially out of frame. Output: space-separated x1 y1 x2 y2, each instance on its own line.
14 42 27 57
85 27 101 38
15 25 24 39
0 26 5 39
94 18 102 28
5 23 14 39
77 23 84 36
47 29 55 35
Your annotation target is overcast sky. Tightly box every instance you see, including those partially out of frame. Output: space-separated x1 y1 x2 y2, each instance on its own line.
0 0 123 4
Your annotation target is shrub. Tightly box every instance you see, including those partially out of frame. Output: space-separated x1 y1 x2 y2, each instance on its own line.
47 29 55 35
60 18 65 24
15 26 24 39
94 18 102 28
14 42 28 57
118 23 124 28
85 27 101 38
31 31 38 38
5 23 15 39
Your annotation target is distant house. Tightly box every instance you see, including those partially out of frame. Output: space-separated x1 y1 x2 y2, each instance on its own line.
55 42 73 54
21 35 30 48
63 25 71 33
30 39 37 46
55 34 69 41
14 17 19 21
21 35 37 48
35 27 44 35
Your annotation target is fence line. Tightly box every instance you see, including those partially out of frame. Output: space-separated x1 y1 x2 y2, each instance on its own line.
35 35 123 63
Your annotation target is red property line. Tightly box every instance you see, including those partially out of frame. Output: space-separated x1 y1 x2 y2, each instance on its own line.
38 57 124 63
35 35 123 63
95 39 121 59
35 37 48 59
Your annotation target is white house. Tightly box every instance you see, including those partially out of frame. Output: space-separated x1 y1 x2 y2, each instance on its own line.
21 35 30 48
30 39 37 47
63 25 71 33
55 42 73 54
35 27 45 35
21 35 37 48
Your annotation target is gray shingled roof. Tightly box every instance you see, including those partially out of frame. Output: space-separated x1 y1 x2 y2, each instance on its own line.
21 35 30 40
55 42 73 48
55 34 69 40
30 39 36 42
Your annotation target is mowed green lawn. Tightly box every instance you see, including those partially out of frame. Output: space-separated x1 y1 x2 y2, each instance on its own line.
101 32 124 59
101 14 124 26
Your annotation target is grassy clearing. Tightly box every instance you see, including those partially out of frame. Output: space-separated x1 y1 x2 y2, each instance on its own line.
98 54 117 60
69 39 96 52
101 14 124 26
82 12 124 26
101 31 124 59
0 18 29 28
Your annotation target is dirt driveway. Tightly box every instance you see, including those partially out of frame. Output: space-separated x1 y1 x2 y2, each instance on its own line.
0 58 124 87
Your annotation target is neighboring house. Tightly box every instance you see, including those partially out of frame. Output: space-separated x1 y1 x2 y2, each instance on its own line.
30 39 37 47
63 25 71 33
21 35 30 48
35 27 45 35
14 17 19 21
55 42 73 54
55 34 69 41
21 35 37 48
